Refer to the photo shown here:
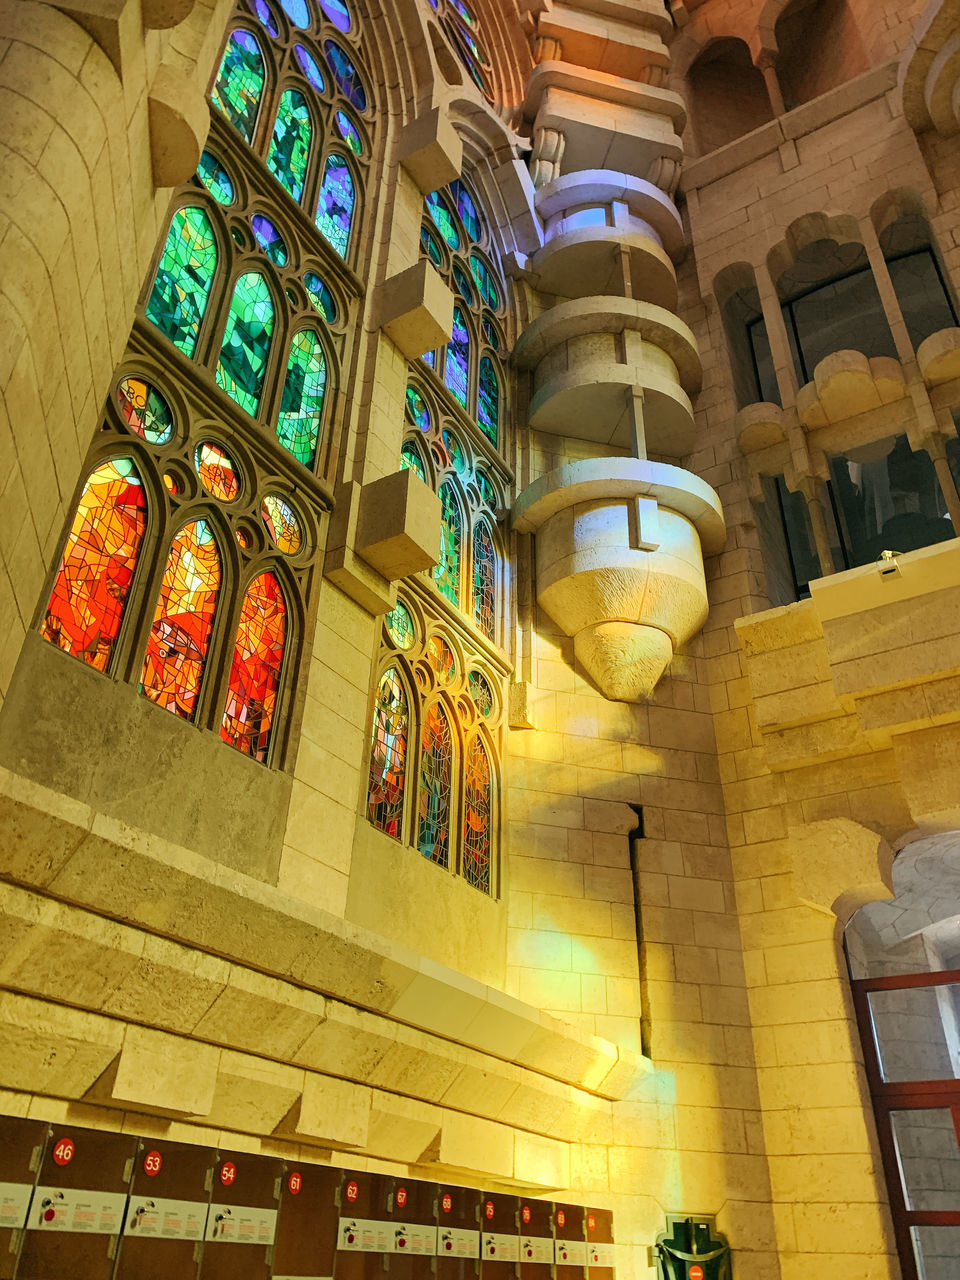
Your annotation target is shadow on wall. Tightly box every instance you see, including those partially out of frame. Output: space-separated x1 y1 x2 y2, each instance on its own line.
686 37 774 157
774 0 868 112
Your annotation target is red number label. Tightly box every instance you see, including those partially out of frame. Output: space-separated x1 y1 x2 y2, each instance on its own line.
485 1201 495 1220
288 1171 302 1195
690 1268 703 1280
396 1187 407 1208
52 1138 74 1167
346 1180 359 1203
522 1206 531 1224
587 1215 596 1232
144 1150 163 1177
220 1161 237 1186
442 1193 452 1213
557 1210 565 1228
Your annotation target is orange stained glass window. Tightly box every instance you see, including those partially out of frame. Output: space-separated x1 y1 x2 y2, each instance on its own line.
221 571 287 761
140 518 222 720
41 457 147 671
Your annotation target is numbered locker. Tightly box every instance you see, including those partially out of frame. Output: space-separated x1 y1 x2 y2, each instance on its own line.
199 1149 282 1280
387 1178 437 1280
333 1171 394 1280
553 1205 587 1280
585 1210 614 1280
435 1183 480 1280
0 1117 45 1279
479 1193 520 1280
115 1136 215 1280
15 1125 137 1280
271 1163 340 1280
519 1201 554 1280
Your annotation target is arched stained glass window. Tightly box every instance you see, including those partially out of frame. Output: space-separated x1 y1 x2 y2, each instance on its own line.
140 519 221 721
216 271 275 415
267 89 312 201
145 207 218 358
281 0 309 27
435 481 462 606
477 354 499 445
221 571 287 760
445 306 470 409
426 190 460 249
41 458 147 672
320 0 351 31
315 153 355 257
277 329 326 466
473 519 496 641
417 700 453 866
212 30 265 142
451 179 480 239
197 151 234 205
462 734 491 892
367 667 408 839
400 441 426 481
324 40 366 110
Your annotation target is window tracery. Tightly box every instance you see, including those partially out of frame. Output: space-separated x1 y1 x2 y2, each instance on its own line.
427 0 494 101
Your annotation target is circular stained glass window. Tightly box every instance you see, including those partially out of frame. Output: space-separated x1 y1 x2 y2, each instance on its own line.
324 40 366 110
320 0 351 30
427 634 457 684
295 44 325 91
194 442 241 501
405 385 430 431
117 377 175 445
281 0 309 26
335 109 362 155
248 0 279 34
386 600 416 650
304 271 337 322
163 471 182 495
468 670 494 716
262 493 303 553
426 190 460 249
252 214 288 266
196 151 234 205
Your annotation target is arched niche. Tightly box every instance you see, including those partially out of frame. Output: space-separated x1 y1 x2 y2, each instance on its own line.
686 37 774 157
774 0 868 112
871 187 960 350
714 261 778 409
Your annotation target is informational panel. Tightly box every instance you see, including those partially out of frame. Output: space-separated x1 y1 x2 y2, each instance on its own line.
553 1204 586 1280
387 1178 437 1280
585 1209 615 1280
16 1125 137 1280
198 1149 281 1280
333 1171 393 1280
115 1136 215 1280
479 1192 520 1280
519 1200 554 1280
271 1163 340 1280
0 1117 45 1280
436 1183 481 1280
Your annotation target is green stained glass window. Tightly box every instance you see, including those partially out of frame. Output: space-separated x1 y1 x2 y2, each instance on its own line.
304 271 337 322
417 700 453 866
386 600 416 650
406 385 430 431
450 178 481 240
473 520 496 640
453 263 474 304
421 224 443 265
477 355 499 445
196 151 234 205
145 207 218 358
467 670 494 716
212 30 265 142
216 271 275 416
277 328 326 466
452 0 474 25
469 253 500 308
268 90 312 201
441 428 466 476
475 468 497 508
482 316 500 350
444 306 470 409
400 441 425 481
316 153 355 258
435 481 462 605
426 190 460 249
335 109 363 155
251 214 288 265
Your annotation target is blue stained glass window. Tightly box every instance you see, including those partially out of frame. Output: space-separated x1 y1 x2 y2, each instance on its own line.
406 385 430 431
315 153 355 257
426 190 460 249
196 151 234 205
304 271 337 322
251 214 288 265
478 355 499 445
335 109 363 155
295 43 325 91
248 0 278 35
450 179 481 240
324 40 367 110
267 89 312 202
422 350 436 368
212 30 265 142
470 253 500 308
451 0 474 24
320 0 352 30
281 0 309 26
445 306 470 409
482 316 500 350
216 271 275 416
453 264 474 305
421 224 443 266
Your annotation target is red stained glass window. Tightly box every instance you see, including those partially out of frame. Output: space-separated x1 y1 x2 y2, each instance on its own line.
417 700 453 867
462 734 491 892
367 667 408 839
41 457 147 671
221 571 287 760
140 518 221 720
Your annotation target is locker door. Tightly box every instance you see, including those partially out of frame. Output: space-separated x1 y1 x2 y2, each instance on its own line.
0 1117 45 1279
479 1193 520 1280
387 1178 436 1280
519 1200 553 1280
334 1171 393 1280
553 1205 586 1280
15 1125 136 1280
114 1136 215 1280
272 1163 340 1279
436 1183 480 1280
585 1210 614 1280
199 1149 282 1280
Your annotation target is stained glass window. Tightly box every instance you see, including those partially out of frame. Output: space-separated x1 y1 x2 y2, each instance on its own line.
320 0 351 30
145 207 218 358
462 734 491 892
324 40 366 110
221 571 287 761
212 30 265 142
197 151 235 204
249 0 278 35
435 481 462 605
451 179 481 240
470 254 499 308
251 213 288 265
140 519 221 721
117 377 174 445
335 109 363 155
277 329 326 466
195 442 241 501
304 271 337 322
441 428 466 476
445 306 470 408
41 458 147 671
426 190 460 249
406 385 430 431
368 668 407 839
267 90 312 201
216 271 275 415
281 0 309 26
316 153 355 258
400 441 426 481
427 634 457 684
417 701 453 866
475 468 497 507
295 43 325 91
473 520 496 640
467 669 493 716
453 263 474 305
421 225 443 266
477 355 499 445
262 493 303 553
386 601 416 650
